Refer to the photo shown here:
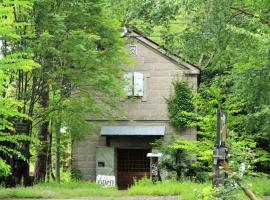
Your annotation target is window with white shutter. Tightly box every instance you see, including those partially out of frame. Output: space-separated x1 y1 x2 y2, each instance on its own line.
123 72 144 97
124 72 133 96
133 72 144 96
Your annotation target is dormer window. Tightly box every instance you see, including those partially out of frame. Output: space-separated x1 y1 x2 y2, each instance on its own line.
124 72 143 97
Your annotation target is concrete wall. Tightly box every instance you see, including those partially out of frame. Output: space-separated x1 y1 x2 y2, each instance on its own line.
122 40 198 121
72 38 198 181
72 121 196 180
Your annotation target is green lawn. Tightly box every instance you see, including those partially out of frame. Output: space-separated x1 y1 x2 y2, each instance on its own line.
244 176 270 197
128 179 209 200
0 182 122 199
0 177 269 199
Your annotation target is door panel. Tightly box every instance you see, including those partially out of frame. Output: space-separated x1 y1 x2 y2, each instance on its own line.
96 147 115 176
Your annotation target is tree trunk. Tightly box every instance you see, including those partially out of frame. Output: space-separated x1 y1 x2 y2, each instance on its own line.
46 129 53 182
55 120 61 183
34 82 49 183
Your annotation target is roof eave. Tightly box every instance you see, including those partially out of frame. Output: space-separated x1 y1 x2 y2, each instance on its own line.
124 28 200 75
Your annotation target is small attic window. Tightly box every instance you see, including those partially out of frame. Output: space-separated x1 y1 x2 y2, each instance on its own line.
129 45 137 55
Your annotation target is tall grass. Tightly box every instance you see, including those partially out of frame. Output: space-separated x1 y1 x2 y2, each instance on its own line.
0 181 122 199
128 177 270 200
128 178 210 200
0 177 268 199
245 176 270 196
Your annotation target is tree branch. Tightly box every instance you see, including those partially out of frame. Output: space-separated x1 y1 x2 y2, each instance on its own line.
231 6 270 26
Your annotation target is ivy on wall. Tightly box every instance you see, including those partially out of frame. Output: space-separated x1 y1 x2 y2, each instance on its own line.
167 80 196 128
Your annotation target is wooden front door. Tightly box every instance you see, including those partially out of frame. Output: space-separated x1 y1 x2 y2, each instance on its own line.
117 149 150 189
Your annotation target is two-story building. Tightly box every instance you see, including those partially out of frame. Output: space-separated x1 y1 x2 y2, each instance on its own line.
72 29 200 189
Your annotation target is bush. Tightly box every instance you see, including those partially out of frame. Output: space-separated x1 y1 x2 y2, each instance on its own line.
167 80 197 128
155 137 210 182
0 159 11 178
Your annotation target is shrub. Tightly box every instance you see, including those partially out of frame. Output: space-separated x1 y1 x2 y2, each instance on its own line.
167 80 197 128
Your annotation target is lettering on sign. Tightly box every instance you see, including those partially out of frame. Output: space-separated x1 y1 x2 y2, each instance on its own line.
96 175 115 187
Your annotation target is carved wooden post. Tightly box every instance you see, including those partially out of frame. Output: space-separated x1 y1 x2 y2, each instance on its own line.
147 152 162 183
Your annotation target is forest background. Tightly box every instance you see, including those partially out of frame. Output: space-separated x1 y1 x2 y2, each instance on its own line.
0 0 269 191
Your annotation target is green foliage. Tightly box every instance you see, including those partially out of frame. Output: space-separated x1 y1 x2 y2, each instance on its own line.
114 0 270 174
155 137 210 182
167 80 197 128
70 166 82 181
0 159 11 178
0 0 37 178
31 0 130 141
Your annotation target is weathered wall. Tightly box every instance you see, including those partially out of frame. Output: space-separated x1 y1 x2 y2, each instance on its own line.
121 40 198 121
72 38 198 181
72 121 196 180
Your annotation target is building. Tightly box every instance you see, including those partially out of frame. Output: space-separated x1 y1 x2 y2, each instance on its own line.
72 29 200 189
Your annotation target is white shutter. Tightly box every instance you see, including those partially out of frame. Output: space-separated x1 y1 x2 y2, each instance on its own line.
133 72 144 97
124 73 133 96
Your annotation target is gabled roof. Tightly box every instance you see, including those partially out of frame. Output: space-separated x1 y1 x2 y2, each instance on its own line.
124 28 200 75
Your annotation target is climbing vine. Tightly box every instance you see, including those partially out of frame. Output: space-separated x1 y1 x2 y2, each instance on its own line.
167 80 197 128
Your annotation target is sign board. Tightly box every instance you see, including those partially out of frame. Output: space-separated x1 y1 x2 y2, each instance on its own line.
96 175 115 187
216 110 229 147
147 153 162 157
213 109 229 187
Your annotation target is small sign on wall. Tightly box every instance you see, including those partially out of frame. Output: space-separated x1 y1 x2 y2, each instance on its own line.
96 175 115 187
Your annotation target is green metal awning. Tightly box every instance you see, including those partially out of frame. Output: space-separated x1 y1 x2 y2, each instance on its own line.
100 126 165 136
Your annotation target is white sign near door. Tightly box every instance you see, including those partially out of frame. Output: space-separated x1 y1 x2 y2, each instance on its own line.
96 175 115 187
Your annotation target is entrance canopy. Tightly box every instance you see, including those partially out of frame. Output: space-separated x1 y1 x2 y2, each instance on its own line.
100 126 165 136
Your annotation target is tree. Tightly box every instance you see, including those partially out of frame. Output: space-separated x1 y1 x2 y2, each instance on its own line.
30 0 128 182
0 0 39 186
0 0 129 185
113 0 270 174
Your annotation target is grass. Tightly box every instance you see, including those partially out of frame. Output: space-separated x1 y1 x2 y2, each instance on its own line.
0 179 208 199
128 178 210 200
245 176 270 197
0 181 123 199
0 177 269 199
